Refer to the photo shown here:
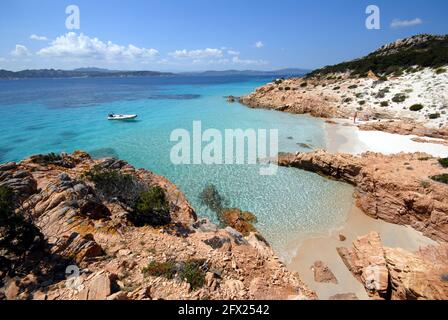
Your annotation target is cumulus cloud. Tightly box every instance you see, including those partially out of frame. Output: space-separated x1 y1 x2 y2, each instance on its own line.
227 50 240 56
255 41 264 49
169 48 223 59
11 44 30 57
37 32 158 61
30 34 48 41
390 18 423 28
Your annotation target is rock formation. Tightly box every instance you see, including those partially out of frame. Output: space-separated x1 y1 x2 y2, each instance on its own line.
278 150 448 242
0 151 316 300
338 232 448 300
311 261 338 284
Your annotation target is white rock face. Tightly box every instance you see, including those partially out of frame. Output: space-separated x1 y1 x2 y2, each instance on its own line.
327 67 448 129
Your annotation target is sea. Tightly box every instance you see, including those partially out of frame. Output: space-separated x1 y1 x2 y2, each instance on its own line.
0 75 353 260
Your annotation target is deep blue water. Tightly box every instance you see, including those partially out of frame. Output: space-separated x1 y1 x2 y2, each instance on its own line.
0 75 353 260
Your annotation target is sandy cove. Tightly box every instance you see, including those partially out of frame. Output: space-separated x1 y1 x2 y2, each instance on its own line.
276 124 448 300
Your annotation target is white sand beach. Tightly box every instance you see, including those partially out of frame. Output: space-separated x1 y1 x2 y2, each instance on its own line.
325 120 448 157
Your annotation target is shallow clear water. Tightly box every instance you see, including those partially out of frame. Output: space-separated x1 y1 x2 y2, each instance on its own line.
0 76 353 260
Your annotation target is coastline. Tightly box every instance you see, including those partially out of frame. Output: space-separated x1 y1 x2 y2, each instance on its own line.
324 119 448 157
282 119 444 299
286 204 437 300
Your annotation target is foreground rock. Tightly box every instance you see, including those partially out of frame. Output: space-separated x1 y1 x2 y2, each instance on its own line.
278 150 448 242
311 261 338 284
0 152 316 300
338 232 448 300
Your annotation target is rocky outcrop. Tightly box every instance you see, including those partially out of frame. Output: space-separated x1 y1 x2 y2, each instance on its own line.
239 78 343 119
359 120 448 139
278 150 448 242
338 232 448 300
0 152 316 300
311 261 338 284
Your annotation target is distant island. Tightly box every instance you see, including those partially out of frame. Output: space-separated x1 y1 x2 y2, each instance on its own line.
0 68 309 80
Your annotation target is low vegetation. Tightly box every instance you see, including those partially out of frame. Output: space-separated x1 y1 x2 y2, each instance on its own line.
0 186 44 268
307 35 448 78
142 260 176 279
438 158 448 168
83 165 143 204
410 104 424 111
142 259 206 290
134 186 171 226
428 113 441 119
179 260 206 290
431 174 448 185
392 93 407 103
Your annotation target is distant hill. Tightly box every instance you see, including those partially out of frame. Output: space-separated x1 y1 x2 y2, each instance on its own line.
0 68 309 80
179 69 310 77
0 68 173 79
308 34 448 78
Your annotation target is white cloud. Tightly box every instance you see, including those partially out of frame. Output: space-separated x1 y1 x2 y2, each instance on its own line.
390 18 423 28
10 44 30 57
37 32 158 61
169 48 223 59
227 50 240 56
30 34 48 41
0 57 6 62
232 56 267 66
255 41 264 49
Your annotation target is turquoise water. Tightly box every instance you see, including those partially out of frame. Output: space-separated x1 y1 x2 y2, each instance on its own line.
0 76 353 259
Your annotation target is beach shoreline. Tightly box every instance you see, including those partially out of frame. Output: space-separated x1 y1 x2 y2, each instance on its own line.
280 119 444 300
286 203 437 300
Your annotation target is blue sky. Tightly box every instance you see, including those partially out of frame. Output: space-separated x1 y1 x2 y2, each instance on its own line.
0 0 447 71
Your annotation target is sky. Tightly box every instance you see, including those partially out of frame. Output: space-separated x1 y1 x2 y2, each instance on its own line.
0 0 447 72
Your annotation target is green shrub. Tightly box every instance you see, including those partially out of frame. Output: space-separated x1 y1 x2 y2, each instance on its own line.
359 100 366 106
30 152 73 167
84 165 141 203
378 76 388 82
409 104 424 111
0 186 44 259
0 185 14 214
274 79 283 85
142 260 176 279
348 85 358 89
300 82 308 87
436 68 446 74
179 260 206 290
438 158 448 168
333 86 340 90
134 186 170 226
306 36 448 78
392 93 407 103
381 101 389 107
431 174 448 184
429 113 441 119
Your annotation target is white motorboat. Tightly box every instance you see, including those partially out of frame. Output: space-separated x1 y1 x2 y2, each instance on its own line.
107 113 138 120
